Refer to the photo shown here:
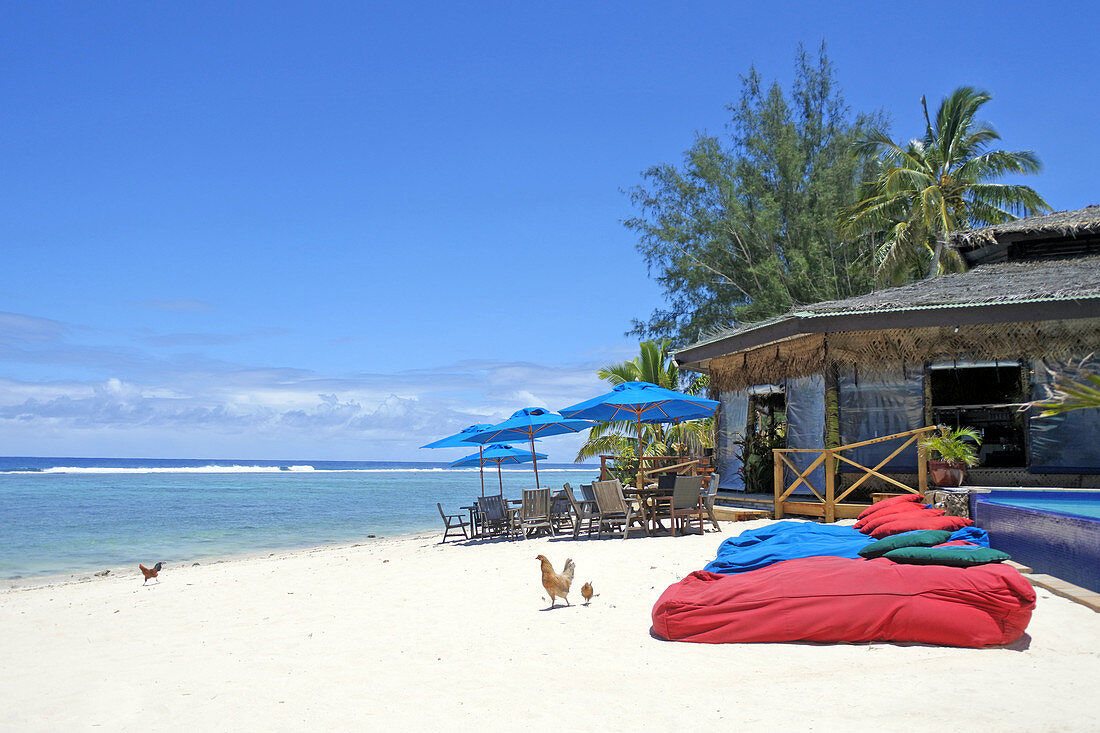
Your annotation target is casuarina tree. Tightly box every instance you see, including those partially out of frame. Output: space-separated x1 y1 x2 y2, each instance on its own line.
625 43 881 345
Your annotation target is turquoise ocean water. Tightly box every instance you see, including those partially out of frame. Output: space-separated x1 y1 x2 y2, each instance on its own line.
0 457 601 581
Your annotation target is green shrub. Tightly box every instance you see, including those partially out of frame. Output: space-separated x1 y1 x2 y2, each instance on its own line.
921 426 982 467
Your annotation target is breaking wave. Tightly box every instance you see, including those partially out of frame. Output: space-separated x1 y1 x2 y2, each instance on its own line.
1 464 595 475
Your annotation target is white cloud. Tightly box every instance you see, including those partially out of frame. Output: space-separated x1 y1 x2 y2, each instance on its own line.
0 312 71 343
0 310 628 460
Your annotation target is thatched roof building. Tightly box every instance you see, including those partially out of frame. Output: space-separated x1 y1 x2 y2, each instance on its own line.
674 205 1100 496
951 205 1100 263
676 255 1100 391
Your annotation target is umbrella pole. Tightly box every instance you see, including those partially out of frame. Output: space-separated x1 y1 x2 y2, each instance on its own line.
479 445 486 497
530 433 540 489
497 462 504 494
636 415 644 492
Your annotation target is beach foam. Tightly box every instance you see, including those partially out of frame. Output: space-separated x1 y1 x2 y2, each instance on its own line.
1 465 597 475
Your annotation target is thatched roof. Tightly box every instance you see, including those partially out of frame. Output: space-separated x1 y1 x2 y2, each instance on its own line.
675 254 1100 373
796 255 1100 315
951 205 1100 248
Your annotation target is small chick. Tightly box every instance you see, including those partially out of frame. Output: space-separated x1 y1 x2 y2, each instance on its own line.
536 554 575 608
581 581 599 605
139 562 163 585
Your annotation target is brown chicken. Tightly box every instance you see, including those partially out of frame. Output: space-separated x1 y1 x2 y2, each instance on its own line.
581 581 599 605
536 554 575 608
139 562 163 585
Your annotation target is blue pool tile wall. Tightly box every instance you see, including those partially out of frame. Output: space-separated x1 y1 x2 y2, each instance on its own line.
972 490 1100 593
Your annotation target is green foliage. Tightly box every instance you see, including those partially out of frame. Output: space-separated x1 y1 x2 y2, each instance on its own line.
1032 361 1100 416
625 43 880 345
736 397 786 492
921 426 982 467
736 427 786 493
840 87 1050 283
597 339 680 388
606 442 640 486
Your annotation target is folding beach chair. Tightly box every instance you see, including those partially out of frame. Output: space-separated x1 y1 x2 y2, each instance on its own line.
437 503 470 543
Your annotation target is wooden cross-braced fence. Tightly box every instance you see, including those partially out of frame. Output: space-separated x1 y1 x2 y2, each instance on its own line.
773 426 935 522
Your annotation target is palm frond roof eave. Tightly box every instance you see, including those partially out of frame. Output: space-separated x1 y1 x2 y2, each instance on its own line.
951 205 1100 248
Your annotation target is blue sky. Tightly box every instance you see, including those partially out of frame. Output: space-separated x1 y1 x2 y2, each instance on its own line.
1 2 1097 460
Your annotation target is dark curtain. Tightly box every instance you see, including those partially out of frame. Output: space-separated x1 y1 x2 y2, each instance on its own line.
1029 359 1100 473
837 365 925 472
717 390 749 490
784 374 826 495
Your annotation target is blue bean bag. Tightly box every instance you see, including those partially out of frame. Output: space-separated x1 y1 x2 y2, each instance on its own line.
704 521 992 575
704 521 874 574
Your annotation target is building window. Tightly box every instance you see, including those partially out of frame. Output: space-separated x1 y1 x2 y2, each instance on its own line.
740 387 786 492
928 363 1027 467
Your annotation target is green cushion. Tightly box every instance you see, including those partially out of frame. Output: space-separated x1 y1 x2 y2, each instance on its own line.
858 530 953 558
882 546 1011 567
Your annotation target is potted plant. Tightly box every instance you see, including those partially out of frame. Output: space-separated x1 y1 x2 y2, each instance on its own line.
920 426 982 487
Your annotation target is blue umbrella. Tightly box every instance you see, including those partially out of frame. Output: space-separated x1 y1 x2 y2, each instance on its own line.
462 407 593 488
420 424 495 449
420 423 495 495
559 381 718 423
450 443 548 494
559 381 719 490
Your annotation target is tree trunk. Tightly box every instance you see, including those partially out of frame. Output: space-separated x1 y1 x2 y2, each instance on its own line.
926 237 945 280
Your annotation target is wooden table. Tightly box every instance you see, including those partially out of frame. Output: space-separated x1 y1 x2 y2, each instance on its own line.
459 505 481 538
623 487 673 535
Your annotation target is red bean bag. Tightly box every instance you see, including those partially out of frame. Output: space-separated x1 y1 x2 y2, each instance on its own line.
856 493 923 520
853 500 927 529
651 556 1034 647
868 514 974 539
858 507 944 534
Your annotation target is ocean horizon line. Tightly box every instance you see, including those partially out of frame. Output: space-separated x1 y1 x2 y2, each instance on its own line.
0 456 601 475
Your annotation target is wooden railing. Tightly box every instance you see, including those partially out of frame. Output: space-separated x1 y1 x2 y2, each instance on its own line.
772 426 935 523
599 454 712 483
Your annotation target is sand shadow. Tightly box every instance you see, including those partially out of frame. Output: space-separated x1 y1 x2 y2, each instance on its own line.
539 603 578 612
648 627 1033 650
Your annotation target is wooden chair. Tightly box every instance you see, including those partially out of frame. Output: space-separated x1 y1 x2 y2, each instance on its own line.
592 479 639 540
563 483 598 539
550 489 574 534
700 473 721 532
437 503 470 543
647 474 678 532
476 494 514 538
579 484 596 503
667 476 706 536
520 488 555 538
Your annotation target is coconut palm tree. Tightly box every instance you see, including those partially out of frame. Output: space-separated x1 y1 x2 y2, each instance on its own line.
574 340 713 462
1031 358 1100 416
840 86 1049 283
1034 374 1100 415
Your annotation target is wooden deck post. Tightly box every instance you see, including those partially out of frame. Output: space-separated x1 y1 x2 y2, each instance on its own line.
773 450 784 519
917 441 928 497
824 449 836 523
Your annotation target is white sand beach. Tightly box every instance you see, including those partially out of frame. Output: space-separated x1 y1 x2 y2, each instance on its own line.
1 518 1097 732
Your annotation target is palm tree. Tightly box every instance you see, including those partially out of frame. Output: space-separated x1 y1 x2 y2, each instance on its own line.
840 87 1050 282
574 340 713 462
1031 358 1100 416
1034 374 1100 415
